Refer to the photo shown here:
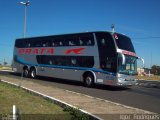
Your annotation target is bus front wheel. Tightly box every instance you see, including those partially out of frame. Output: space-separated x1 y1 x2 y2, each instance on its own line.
84 74 94 87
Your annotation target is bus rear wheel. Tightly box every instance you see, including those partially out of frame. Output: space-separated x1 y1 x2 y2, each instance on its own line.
23 67 29 77
30 68 36 79
84 74 94 87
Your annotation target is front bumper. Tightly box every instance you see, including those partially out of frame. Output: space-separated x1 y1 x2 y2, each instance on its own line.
117 74 137 86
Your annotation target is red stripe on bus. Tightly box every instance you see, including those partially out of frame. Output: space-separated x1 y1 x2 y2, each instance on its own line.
65 48 85 54
122 50 136 56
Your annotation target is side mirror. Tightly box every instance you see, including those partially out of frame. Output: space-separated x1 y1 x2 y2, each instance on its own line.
137 57 144 68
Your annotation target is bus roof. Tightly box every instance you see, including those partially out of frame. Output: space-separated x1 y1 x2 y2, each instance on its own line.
16 31 115 40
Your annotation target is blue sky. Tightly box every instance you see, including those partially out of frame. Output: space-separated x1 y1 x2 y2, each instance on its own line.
0 0 160 68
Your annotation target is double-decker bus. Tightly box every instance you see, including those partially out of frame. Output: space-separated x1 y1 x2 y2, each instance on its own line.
12 31 143 87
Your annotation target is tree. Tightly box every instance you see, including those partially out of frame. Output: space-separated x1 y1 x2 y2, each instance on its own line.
3 61 7 66
151 65 160 75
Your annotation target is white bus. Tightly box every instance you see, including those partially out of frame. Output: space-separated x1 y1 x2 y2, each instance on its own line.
12 31 143 87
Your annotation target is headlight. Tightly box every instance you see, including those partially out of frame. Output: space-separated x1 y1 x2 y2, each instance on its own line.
118 77 125 82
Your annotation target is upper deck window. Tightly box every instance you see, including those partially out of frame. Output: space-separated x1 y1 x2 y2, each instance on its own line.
15 33 95 48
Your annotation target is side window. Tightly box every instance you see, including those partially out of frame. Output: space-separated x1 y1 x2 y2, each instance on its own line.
32 39 42 47
96 32 117 73
15 39 25 48
36 56 94 68
15 33 95 48
25 39 42 48
52 38 65 47
27 43 31 47
79 33 94 46
42 41 47 47
22 40 31 47
97 33 116 50
71 58 77 66
15 40 20 48
35 42 41 47
69 41 75 46
99 57 117 73
101 38 106 46
74 56 94 68
65 36 79 46
52 39 59 47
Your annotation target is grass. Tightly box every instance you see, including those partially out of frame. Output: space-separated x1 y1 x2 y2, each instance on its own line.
136 75 160 81
0 82 72 120
0 65 12 70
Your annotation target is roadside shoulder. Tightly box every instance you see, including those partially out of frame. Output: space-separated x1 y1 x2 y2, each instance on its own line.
0 76 155 120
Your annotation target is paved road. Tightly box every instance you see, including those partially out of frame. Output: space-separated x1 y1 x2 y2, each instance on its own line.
0 71 160 113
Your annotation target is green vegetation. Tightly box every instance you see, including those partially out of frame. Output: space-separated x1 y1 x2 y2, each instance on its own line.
137 65 160 81
150 65 160 75
0 61 8 66
0 82 72 120
0 65 12 70
64 107 89 120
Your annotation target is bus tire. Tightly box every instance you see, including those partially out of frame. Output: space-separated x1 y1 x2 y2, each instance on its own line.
23 67 29 77
30 67 37 79
84 73 94 87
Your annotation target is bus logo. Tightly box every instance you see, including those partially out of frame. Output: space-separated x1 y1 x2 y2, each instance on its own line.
65 48 85 54
18 48 54 55
18 48 85 55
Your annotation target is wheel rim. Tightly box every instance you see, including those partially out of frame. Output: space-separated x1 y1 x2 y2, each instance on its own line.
86 76 92 86
31 71 35 78
24 69 28 77
31 69 36 78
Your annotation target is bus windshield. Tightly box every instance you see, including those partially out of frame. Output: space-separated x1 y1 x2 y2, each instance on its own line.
113 33 135 52
118 54 137 75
